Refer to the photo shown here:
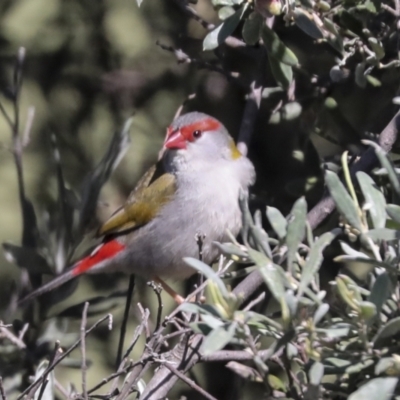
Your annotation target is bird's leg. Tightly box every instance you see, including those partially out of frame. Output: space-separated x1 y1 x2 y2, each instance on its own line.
153 276 185 304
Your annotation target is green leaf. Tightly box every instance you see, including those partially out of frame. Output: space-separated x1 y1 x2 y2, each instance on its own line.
184 257 229 298
348 377 398 400
309 362 324 385
2 243 52 274
339 241 369 259
386 204 400 224
268 56 293 89
212 0 243 6
325 170 363 231
366 75 381 87
261 26 298 66
53 292 127 318
293 8 323 39
359 301 377 321
368 37 385 60
366 228 400 242
218 6 235 20
334 256 398 274
248 249 286 302
313 303 329 325
203 5 246 51
357 172 386 229
375 358 396 375
373 316 400 345
281 102 302 121
368 273 392 320
363 140 400 197
201 323 236 355
266 206 287 239
79 118 132 232
213 242 249 262
200 313 225 329
355 62 367 88
298 230 338 295
242 12 263 45
286 197 307 273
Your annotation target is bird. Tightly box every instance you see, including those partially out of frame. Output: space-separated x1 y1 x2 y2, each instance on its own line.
19 111 255 305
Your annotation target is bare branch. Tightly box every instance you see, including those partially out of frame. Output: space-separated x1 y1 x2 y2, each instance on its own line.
162 361 218 400
18 314 112 400
237 81 263 156
81 302 89 400
116 275 135 368
0 322 26 349
0 377 7 400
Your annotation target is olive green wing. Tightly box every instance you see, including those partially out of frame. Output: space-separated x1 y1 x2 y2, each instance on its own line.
97 162 176 236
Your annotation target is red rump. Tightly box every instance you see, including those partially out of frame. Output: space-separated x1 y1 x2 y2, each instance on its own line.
72 240 125 276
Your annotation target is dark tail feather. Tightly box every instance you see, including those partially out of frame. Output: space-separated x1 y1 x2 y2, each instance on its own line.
18 269 76 306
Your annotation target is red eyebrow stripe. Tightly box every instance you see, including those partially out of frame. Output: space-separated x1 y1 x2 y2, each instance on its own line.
165 118 221 143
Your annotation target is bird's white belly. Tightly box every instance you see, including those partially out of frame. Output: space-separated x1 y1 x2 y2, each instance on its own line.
124 174 242 280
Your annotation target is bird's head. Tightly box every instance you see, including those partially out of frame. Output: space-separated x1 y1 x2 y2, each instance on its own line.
163 112 242 163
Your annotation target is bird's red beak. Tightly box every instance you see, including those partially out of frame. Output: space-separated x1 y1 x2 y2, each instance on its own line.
164 129 187 150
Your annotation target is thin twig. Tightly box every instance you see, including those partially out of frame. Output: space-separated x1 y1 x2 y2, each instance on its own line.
54 379 70 399
18 323 29 341
121 308 150 363
237 81 263 157
18 314 111 400
243 292 266 312
162 362 218 400
36 379 49 400
88 360 145 395
195 232 205 304
148 281 163 332
116 275 135 368
81 302 89 400
156 42 244 87
0 377 7 400
0 324 26 349
22 106 35 147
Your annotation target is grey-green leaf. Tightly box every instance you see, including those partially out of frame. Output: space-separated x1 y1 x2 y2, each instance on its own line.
363 140 400 197
293 8 324 39
357 172 386 229
203 6 245 51
266 206 287 239
348 377 398 400
248 249 286 302
242 12 263 45
368 273 392 319
268 56 293 89
373 316 400 345
261 25 298 66
309 361 324 385
366 228 400 242
286 197 307 273
386 204 400 224
201 324 236 355
3 243 52 274
184 257 229 297
218 6 235 20
298 230 338 295
325 170 363 231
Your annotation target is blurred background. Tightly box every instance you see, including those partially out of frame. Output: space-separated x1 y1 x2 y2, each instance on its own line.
1 0 400 397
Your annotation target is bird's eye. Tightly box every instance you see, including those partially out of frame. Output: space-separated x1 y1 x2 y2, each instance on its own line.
193 130 202 139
